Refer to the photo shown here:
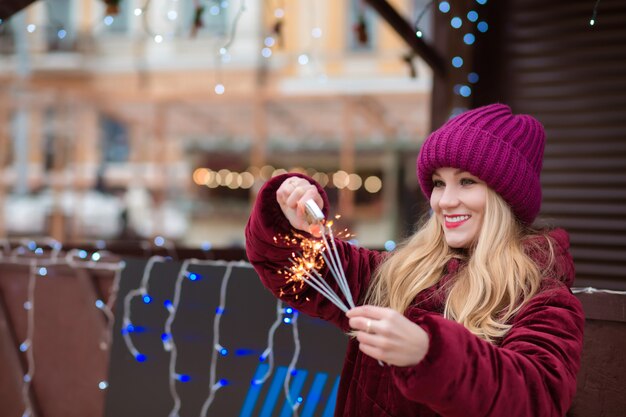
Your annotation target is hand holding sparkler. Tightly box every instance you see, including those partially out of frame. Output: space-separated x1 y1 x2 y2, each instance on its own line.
276 177 325 236
276 177 356 313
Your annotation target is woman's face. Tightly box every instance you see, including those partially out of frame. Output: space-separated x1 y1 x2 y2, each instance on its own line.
430 167 488 249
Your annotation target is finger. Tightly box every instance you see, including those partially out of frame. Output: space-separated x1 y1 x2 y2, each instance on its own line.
296 188 324 218
276 179 299 205
355 330 386 347
347 305 393 321
286 184 313 210
357 342 385 362
349 316 376 334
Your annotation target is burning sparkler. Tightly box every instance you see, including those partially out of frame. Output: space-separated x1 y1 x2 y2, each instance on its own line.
277 199 356 313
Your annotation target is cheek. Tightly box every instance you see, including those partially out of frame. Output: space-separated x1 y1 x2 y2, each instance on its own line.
429 193 440 212
468 189 488 214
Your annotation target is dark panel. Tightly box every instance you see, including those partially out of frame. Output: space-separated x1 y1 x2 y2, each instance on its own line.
477 0 626 288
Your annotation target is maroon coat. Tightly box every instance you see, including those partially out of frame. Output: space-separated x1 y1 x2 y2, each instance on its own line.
245 173 584 417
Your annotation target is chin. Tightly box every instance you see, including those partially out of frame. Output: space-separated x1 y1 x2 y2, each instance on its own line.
443 234 471 249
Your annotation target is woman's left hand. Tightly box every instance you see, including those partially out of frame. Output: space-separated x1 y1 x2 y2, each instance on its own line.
346 305 429 367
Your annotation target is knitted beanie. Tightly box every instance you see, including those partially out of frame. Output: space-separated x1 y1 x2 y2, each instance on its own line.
417 103 545 225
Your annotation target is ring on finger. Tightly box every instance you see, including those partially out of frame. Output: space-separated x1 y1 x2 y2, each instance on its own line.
366 319 372 334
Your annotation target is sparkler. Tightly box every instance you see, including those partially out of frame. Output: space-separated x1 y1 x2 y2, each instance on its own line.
278 199 356 313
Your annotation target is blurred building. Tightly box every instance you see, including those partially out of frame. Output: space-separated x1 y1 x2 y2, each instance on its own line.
0 0 434 248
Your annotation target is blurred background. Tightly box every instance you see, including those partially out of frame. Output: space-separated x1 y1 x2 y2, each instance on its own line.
0 0 625 416
0 0 623 288
0 0 437 252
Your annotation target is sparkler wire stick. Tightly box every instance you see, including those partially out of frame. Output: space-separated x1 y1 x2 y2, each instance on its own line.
287 259 348 313
318 228 355 309
292 199 355 311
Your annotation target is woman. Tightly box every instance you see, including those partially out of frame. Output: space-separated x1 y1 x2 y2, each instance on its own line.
245 104 584 417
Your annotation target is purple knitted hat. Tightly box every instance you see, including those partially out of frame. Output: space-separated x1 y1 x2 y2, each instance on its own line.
417 103 545 225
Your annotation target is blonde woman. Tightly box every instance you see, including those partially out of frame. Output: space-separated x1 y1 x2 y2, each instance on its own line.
245 104 584 417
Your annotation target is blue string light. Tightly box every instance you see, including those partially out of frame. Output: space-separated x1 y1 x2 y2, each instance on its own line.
154 236 165 246
92 252 101 261
283 317 292 324
463 33 475 45
216 307 225 314
459 85 472 97
142 294 152 304
220 347 229 356
135 353 147 362
35 248 44 255
477 21 489 32
164 300 174 310
187 272 201 281
450 17 463 29
95 299 105 309
27 241 36 250
384 240 396 251
468 72 480 83
38 267 47 276
452 56 464 68
177 374 191 382
285 307 294 314
438 1 451 13
78 250 87 259
467 11 479 22
476 0 488 4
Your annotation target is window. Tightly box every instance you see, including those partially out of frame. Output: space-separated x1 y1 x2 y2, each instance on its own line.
102 1 130 34
46 0 75 51
347 0 376 51
100 115 129 163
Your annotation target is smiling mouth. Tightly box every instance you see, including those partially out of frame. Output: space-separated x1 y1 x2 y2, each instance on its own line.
444 215 470 228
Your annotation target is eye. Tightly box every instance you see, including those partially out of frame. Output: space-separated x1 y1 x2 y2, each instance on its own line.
433 179 445 188
460 178 477 186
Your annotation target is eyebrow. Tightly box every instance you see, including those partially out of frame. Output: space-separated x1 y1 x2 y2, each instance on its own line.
432 168 467 177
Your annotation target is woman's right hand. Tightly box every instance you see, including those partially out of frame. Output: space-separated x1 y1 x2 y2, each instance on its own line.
276 177 324 235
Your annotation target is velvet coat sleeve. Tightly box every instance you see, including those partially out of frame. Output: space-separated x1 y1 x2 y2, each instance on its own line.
391 282 584 417
245 173 385 332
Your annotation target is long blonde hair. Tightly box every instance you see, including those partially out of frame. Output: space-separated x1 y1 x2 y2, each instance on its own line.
365 188 552 342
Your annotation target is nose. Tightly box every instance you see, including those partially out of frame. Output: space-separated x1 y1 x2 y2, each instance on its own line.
437 184 460 210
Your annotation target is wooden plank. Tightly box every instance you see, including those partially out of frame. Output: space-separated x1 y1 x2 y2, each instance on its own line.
0 296 28 417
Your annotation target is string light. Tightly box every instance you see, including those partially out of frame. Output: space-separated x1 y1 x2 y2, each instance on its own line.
193 167 380 193
251 299 304 415
572 287 626 295
2 241 125 417
590 0 601 26
212 0 247 91
121 256 167 363
121 258 263 417
199 261 236 417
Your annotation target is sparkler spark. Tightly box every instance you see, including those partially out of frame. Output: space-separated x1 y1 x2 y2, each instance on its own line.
276 216 355 313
